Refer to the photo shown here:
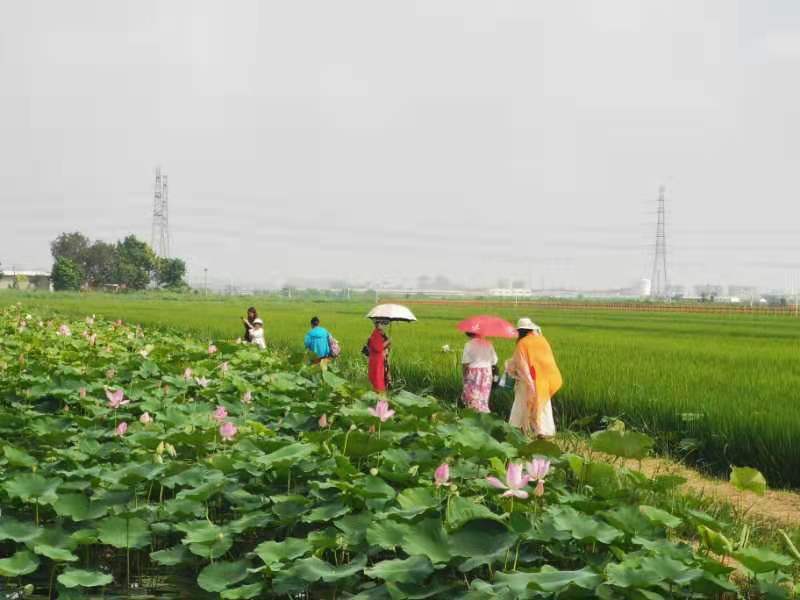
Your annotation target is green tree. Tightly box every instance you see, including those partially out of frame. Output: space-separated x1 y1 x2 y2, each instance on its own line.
114 236 156 290
84 241 118 287
155 257 187 289
50 232 90 265
51 257 84 291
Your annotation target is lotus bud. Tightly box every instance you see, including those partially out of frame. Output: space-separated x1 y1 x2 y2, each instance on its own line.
370 468 379 476
157 441 165 455
349 424 357 432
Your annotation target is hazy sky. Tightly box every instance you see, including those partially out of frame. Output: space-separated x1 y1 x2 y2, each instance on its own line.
1 1 799 291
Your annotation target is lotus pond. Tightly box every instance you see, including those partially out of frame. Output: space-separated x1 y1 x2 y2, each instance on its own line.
0 304 798 599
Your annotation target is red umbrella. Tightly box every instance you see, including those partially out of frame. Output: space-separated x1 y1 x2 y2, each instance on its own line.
457 315 517 338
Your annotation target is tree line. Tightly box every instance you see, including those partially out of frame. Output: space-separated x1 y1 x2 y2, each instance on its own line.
50 232 187 292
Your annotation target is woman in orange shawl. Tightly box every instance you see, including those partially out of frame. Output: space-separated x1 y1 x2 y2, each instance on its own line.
506 318 562 437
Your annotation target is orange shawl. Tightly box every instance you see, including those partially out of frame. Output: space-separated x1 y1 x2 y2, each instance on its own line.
509 333 562 417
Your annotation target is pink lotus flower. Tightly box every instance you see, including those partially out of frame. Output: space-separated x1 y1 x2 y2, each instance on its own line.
88 334 97 346
486 463 530 499
212 406 228 422
368 400 395 423
79 388 86 399
434 463 450 487
208 344 218 355
318 414 329 428
526 458 551 497
241 390 252 405
183 367 193 381
219 361 230 374
114 422 128 437
219 421 237 441
105 388 129 409
195 377 210 388
139 412 153 425
57 324 71 337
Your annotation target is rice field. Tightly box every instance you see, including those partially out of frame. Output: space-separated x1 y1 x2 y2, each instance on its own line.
3 291 800 488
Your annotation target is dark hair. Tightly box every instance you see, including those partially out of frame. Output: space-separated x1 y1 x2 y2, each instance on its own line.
465 332 477 338
247 307 257 315
311 316 320 327
517 329 532 340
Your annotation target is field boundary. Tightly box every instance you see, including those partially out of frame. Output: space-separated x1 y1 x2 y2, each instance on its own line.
381 297 800 317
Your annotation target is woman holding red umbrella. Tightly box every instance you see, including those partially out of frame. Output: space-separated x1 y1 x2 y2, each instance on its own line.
456 315 515 413
461 332 498 413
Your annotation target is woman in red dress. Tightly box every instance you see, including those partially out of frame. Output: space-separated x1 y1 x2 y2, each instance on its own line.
367 320 391 393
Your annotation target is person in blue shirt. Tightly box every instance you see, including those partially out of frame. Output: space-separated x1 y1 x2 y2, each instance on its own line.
304 316 331 368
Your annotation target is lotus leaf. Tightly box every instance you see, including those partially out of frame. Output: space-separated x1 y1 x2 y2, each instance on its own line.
639 505 683 529
57 568 113 588
0 517 41 542
730 466 767 496
399 518 451 564
0 550 40 577
197 560 249 592
255 537 311 568
96 516 151 549
364 555 434 583
4 473 62 505
150 545 191 566
289 555 367 583
733 547 794 574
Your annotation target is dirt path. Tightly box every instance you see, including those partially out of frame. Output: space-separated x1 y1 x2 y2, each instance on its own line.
613 453 800 528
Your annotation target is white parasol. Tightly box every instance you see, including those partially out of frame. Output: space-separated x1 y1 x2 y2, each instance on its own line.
366 304 417 322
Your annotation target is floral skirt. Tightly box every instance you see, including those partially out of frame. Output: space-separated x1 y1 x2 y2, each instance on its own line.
462 366 492 413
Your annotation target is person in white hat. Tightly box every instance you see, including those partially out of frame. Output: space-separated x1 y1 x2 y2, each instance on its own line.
505 317 562 437
245 318 266 349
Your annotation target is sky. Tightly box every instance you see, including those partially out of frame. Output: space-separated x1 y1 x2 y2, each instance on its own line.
1 0 799 292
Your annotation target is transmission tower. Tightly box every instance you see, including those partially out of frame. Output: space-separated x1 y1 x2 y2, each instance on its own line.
650 185 668 299
151 167 170 258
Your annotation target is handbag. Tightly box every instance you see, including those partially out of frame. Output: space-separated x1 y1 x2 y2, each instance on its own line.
328 335 341 358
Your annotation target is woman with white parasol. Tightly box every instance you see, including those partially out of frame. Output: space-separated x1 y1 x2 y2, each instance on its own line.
364 304 416 394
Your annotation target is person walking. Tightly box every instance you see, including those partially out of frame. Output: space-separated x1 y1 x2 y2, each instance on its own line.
304 316 332 369
366 319 391 393
461 332 497 413
241 307 258 343
506 318 562 438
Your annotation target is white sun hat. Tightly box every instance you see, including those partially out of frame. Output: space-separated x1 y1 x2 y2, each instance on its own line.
253 318 264 325
516 317 541 333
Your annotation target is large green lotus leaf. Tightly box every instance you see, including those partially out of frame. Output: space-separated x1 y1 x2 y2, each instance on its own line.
496 566 602 594
227 511 272 534
340 431 391 458
162 465 219 489
3 445 37 468
445 425 516 459
0 550 40 577
197 560 249 592
163 498 205 518
289 555 367 583
551 507 623 544
399 518 451 564
116 462 167 486
301 501 350 523
638 556 703 585
175 520 223 544
190 536 233 560
271 496 311 522
733 547 794 574
0 517 41 542
70 529 98 546
639 505 682 529
366 519 407 550
54 494 108 522
57 568 113 588
365 556 434 584
385 581 460 599
256 442 316 468
176 479 227 503
601 506 657 537
307 527 338 553
517 439 562 459
698 525 734 556
3 473 62 505
390 487 440 518
334 512 373 546
33 544 79 562
605 561 665 588
564 454 620 496
220 583 264 599
730 466 767 496
464 579 517 600
255 537 311 568
34 526 77 551
447 496 503 529
150 544 191 566
451 519 516 560
96 517 151 549
590 429 654 460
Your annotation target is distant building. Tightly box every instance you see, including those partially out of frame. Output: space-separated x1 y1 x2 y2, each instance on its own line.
0 270 53 291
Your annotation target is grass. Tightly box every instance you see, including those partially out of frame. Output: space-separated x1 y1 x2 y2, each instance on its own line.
3 290 800 488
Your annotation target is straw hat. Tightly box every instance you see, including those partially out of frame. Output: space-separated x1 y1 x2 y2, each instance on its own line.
516 317 541 333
